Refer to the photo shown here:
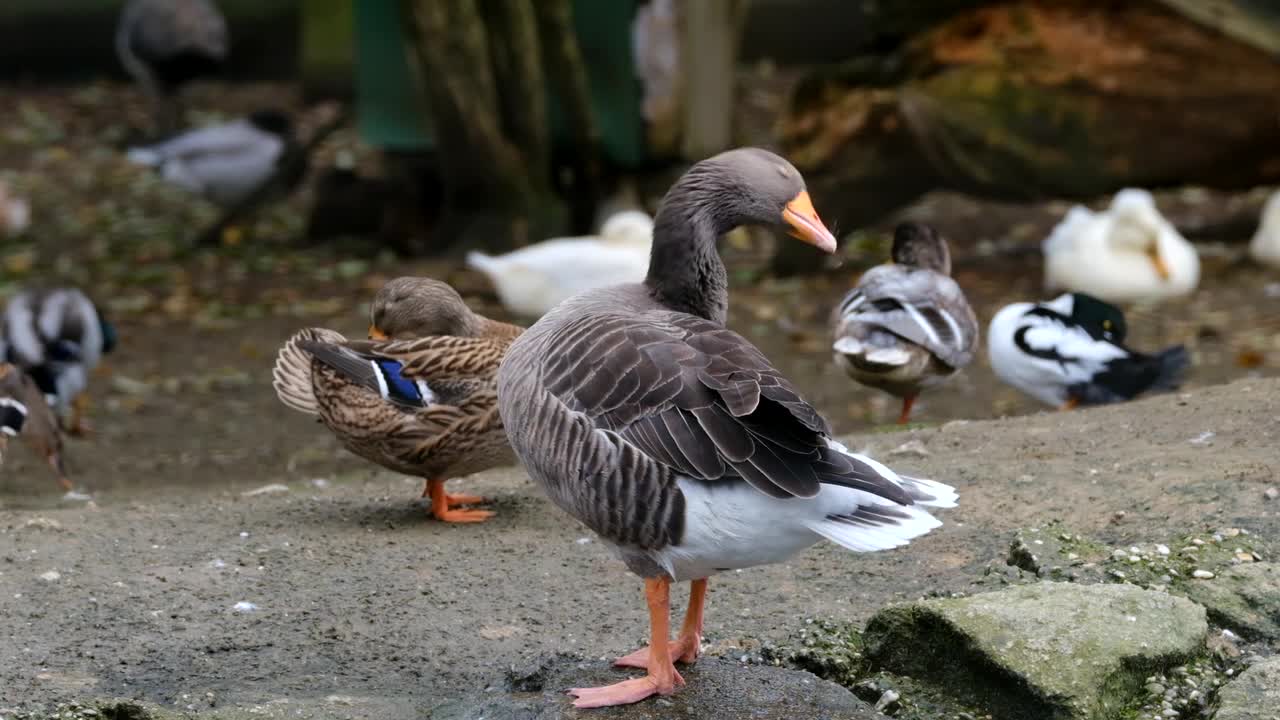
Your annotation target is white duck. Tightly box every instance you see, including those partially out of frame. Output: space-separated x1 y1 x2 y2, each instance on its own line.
1043 189 1199 303
1250 189 1280 269
126 110 296 208
466 210 654 318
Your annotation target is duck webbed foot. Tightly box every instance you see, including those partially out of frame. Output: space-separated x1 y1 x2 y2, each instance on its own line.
425 478 495 523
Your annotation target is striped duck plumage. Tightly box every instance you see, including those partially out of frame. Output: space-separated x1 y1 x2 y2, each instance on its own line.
831 222 978 424
273 277 522 522
1 287 117 437
0 363 69 492
496 147 958 708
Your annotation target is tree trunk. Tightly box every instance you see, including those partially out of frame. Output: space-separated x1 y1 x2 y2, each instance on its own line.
535 0 604 231
403 0 566 253
774 0 1280 274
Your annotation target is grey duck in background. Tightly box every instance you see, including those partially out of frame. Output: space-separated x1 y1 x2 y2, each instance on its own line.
1 288 116 437
126 110 297 209
273 278 522 522
0 363 70 492
497 148 957 708
831 222 978 424
116 0 228 136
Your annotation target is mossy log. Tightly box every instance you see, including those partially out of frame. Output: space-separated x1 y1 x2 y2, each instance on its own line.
774 0 1280 274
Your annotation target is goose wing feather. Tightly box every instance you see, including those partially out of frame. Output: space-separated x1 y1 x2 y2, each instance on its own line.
540 311 911 504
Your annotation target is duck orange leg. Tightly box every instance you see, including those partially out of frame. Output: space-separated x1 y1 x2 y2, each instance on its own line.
897 395 917 425
420 478 489 506
1058 397 1080 412
425 478 494 523
571 576 684 708
614 578 707 668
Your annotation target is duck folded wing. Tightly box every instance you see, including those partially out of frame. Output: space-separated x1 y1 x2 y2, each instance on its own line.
1014 311 1126 370
541 312 913 505
840 267 977 369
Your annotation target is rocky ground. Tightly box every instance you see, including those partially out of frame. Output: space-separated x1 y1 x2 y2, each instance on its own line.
1 378 1278 719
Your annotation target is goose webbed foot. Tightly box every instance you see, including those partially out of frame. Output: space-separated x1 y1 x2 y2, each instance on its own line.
571 576 684 708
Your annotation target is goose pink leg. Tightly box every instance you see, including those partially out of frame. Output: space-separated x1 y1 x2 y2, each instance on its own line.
570 576 684 708
614 578 707 668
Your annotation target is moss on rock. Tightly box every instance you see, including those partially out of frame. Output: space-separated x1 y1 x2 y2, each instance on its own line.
864 582 1208 720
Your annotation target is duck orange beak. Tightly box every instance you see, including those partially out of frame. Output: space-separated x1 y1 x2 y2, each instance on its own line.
368 325 389 341
1146 247 1171 280
782 191 837 254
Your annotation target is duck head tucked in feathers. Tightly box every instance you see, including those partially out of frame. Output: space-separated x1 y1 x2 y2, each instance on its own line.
890 221 951 275
274 277 523 523
368 277 514 341
830 222 977 424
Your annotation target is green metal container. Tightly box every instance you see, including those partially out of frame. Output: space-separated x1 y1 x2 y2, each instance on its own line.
355 1 645 167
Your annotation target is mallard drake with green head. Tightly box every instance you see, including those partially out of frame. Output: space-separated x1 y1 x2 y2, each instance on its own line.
273 278 522 522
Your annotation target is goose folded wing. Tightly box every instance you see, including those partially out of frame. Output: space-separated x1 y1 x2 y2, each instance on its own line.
542 313 912 504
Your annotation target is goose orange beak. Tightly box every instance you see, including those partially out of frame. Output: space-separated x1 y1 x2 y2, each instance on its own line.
782 191 837 254
368 325 389 341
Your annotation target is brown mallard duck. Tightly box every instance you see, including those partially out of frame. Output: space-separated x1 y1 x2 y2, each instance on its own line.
0 362 70 491
830 222 978 424
273 278 522 522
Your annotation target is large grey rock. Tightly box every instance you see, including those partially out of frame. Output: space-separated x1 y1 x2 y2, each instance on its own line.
1214 658 1280 720
1181 562 1280 641
864 582 1208 720
428 653 886 720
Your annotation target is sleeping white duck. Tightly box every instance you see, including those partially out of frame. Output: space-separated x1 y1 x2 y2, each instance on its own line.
465 209 654 318
1249 189 1280 269
1043 189 1199 303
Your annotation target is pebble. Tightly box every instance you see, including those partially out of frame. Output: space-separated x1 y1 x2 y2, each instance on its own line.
241 483 289 497
38 570 60 582
1264 486 1279 501
1155 544 1170 556
1192 569 1215 579
874 689 900 712
232 601 258 612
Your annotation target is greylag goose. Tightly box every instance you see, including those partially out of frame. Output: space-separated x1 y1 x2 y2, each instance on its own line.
988 292 1189 410
496 148 957 707
1 288 117 436
273 278 522 522
830 222 978 424
0 363 69 491
116 0 228 135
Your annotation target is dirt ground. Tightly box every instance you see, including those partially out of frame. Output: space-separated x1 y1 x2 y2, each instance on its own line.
2 374 1278 716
